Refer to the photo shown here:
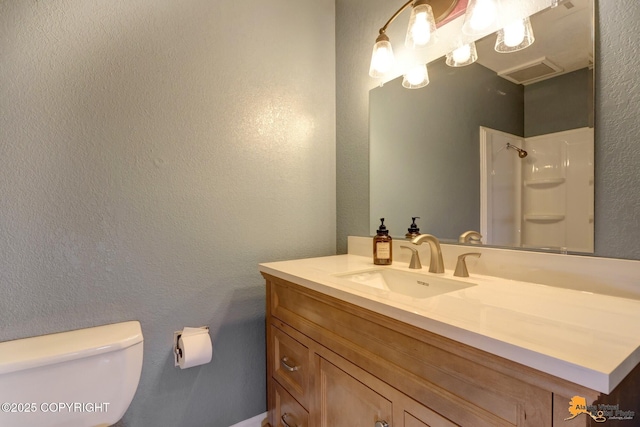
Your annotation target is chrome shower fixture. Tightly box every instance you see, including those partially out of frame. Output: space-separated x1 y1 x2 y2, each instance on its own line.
506 142 528 158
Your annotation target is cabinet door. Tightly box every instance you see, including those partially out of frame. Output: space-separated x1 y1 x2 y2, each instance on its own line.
318 357 392 427
271 379 309 427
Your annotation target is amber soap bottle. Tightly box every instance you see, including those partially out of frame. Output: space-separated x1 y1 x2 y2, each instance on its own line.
373 218 392 265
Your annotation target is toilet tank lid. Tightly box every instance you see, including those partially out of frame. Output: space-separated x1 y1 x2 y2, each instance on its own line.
0 321 143 375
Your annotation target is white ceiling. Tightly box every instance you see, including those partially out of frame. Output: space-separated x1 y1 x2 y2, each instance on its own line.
475 0 593 83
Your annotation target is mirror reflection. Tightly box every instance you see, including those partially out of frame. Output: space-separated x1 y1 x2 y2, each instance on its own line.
370 0 594 253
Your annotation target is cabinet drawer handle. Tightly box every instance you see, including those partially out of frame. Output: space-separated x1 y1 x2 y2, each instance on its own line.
281 412 298 427
375 421 389 427
280 356 300 372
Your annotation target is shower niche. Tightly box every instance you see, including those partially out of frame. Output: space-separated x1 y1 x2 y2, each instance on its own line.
480 126 594 253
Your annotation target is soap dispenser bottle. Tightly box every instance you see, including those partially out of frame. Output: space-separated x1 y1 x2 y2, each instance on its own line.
373 218 392 265
405 217 421 239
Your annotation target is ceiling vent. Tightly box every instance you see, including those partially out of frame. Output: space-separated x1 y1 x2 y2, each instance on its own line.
498 57 564 85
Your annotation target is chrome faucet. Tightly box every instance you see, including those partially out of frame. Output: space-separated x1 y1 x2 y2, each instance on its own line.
411 234 444 273
459 230 482 244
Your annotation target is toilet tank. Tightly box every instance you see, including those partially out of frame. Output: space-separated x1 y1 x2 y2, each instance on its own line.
0 321 143 427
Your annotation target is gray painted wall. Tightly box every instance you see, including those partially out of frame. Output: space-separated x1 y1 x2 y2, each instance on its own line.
524 68 592 137
0 1 335 426
336 0 640 260
369 60 523 240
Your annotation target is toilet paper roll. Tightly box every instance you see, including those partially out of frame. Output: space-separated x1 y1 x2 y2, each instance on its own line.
177 328 212 369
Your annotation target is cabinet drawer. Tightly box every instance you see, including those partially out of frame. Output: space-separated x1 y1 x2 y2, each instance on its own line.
271 379 309 427
271 325 310 409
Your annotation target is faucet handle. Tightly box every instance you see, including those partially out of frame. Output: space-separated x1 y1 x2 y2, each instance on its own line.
400 246 422 269
454 252 481 277
459 230 482 244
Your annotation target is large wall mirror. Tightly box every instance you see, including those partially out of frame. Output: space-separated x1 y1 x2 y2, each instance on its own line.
370 0 594 253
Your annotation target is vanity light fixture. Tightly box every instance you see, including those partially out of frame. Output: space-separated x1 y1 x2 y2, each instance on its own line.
495 16 535 52
369 0 458 81
370 0 537 86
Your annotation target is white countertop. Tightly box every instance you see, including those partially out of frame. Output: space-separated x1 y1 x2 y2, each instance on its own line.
260 254 640 394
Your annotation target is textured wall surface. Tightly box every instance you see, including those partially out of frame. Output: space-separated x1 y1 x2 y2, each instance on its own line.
0 1 335 426
336 0 640 260
594 1 640 259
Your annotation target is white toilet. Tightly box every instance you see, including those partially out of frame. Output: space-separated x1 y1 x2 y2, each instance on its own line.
0 321 144 427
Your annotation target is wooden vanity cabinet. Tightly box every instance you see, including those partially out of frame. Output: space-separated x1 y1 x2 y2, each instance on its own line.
264 274 632 427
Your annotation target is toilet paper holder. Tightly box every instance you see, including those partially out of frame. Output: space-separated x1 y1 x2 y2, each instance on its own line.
173 326 209 367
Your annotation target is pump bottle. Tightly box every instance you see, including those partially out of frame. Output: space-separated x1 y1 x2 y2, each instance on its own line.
405 217 421 239
373 218 392 265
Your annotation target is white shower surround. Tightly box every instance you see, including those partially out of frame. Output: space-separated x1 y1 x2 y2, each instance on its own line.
481 126 594 252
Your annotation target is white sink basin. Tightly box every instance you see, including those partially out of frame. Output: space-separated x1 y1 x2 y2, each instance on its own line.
334 268 476 299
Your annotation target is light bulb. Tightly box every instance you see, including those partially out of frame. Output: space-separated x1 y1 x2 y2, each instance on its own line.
405 3 437 48
406 66 426 85
411 12 431 46
452 44 471 63
469 0 497 31
402 65 429 89
495 16 535 53
372 46 392 73
503 19 526 47
369 37 394 78
446 41 478 67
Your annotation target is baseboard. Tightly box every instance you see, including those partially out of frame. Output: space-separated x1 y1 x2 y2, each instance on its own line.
228 412 267 427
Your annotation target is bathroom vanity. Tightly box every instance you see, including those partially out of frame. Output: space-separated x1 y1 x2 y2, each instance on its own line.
259 241 640 427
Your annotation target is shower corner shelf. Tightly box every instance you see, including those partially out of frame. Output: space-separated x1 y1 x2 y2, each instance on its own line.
524 214 565 223
524 177 565 187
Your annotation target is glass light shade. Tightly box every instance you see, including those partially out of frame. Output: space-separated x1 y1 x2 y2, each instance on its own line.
405 3 437 48
402 64 429 89
445 42 478 67
462 0 499 36
495 17 535 53
369 36 395 78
